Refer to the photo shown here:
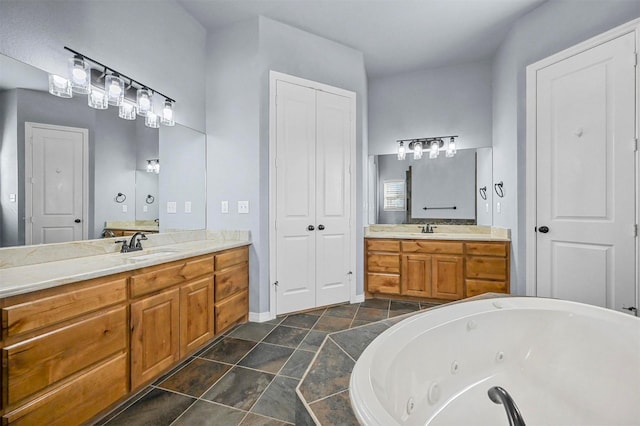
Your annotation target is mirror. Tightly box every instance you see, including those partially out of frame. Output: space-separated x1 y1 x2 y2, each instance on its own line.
0 54 206 247
369 147 493 226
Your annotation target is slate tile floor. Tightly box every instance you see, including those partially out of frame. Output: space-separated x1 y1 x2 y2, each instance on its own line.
95 299 437 425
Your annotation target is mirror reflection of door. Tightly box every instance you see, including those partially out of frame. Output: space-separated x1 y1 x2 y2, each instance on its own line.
25 122 88 244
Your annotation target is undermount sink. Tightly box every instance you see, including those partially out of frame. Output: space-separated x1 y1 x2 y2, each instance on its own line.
124 249 181 262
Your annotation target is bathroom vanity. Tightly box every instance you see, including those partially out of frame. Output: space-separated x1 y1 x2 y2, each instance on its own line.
365 225 510 302
0 232 249 425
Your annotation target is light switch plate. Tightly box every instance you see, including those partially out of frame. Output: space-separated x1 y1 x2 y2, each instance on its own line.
167 201 177 214
9 193 16 203
143 205 148 213
238 200 249 214
122 204 128 213
221 200 229 214
184 201 192 213
496 202 501 213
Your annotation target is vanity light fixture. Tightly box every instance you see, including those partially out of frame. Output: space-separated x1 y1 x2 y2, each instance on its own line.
146 159 160 174
396 136 458 161
48 46 176 126
68 55 90 94
48 74 72 98
397 141 406 160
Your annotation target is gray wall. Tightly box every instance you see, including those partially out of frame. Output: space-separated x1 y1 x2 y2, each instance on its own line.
0 90 18 246
492 0 640 295
369 59 493 155
476 147 493 226
206 17 368 314
0 0 207 132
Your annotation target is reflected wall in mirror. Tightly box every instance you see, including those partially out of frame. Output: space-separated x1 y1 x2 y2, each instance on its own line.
370 147 492 226
0 54 206 247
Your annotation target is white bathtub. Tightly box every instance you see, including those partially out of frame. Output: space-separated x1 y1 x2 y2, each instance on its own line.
350 297 640 425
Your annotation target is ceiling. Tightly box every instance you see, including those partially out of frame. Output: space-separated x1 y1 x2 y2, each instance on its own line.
178 0 547 77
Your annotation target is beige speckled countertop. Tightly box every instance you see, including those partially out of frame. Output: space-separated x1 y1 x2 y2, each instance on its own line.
365 224 510 241
0 230 250 298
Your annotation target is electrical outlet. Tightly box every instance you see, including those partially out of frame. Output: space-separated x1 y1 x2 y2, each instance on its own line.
143 205 148 213
122 204 128 213
496 202 501 214
485 203 489 213
221 200 229 214
9 193 16 203
238 200 249 214
185 201 192 213
167 201 177 214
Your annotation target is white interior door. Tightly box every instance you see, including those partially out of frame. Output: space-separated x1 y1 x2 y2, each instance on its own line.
315 90 352 306
536 33 636 311
26 123 88 245
275 81 317 314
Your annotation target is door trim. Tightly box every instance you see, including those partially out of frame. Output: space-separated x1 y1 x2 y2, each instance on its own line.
268 71 357 320
525 18 640 303
25 122 89 244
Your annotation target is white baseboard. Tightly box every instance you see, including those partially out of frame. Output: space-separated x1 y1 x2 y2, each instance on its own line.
249 311 274 323
351 293 365 304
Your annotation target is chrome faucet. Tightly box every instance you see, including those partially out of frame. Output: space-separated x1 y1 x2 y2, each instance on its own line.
421 224 436 233
488 386 526 426
115 232 147 253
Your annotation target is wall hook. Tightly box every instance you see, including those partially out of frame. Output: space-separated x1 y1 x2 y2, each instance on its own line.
146 194 155 204
479 186 487 200
115 192 126 203
494 181 504 198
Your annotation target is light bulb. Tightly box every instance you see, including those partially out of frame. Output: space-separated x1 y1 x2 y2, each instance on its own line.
397 141 406 160
413 142 423 160
72 68 87 84
160 100 175 126
68 56 90 94
429 140 439 159
446 137 457 157
105 74 124 106
137 88 153 116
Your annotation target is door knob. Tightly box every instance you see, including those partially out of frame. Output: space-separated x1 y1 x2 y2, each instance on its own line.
318 224 325 230
538 226 549 233
74 219 81 223
308 225 315 231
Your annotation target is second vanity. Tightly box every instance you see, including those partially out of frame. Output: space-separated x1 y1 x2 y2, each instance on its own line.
0 231 250 425
365 225 510 302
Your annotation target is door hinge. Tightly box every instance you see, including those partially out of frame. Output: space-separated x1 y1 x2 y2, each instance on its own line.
635 138 638 152
635 224 638 237
633 52 638 67
274 281 279 287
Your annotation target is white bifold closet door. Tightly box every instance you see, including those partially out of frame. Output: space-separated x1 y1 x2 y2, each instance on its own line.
275 80 352 315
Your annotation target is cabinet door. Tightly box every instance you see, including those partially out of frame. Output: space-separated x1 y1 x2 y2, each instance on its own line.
401 254 432 298
180 277 214 357
131 288 180 389
432 255 464 300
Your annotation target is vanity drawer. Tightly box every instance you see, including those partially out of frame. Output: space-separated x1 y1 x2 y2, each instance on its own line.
367 253 400 273
215 264 249 301
402 241 464 255
466 257 507 280
3 352 127 426
130 255 214 298
215 246 249 271
2 276 127 338
465 242 508 257
3 306 127 406
366 239 400 252
215 289 248 334
367 273 400 295
465 279 508 297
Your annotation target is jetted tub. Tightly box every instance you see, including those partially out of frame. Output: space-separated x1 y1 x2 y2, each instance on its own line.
350 297 640 425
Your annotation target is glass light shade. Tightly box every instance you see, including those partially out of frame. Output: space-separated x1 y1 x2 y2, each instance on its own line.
118 101 136 120
48 74 72 98
397 141 406 160
153 160 160 174
446 137 457 158
429 140 439 159
68 56 90 94
413 142 423 160
160 101 175 126
88 87 108 109
136 88 152 116
146 160 154 173
105 74 124 106
145 111 160 128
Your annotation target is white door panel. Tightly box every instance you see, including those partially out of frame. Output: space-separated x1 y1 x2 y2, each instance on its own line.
27 123 88 245
536 33 636 311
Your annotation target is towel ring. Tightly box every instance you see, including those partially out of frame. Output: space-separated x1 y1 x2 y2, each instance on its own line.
146 194 155 204
494 181 504 198
479 186 487 200
115 192 126 203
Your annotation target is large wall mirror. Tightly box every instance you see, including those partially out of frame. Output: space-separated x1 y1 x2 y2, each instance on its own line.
368 147 493 226
0 54 206 247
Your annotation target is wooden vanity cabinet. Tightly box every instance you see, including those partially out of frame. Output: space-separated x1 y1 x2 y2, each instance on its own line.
365 238 509 302
0 274 129 425
214 246 249 333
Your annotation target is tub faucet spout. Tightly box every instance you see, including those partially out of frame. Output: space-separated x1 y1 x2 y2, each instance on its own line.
488 386 526 426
